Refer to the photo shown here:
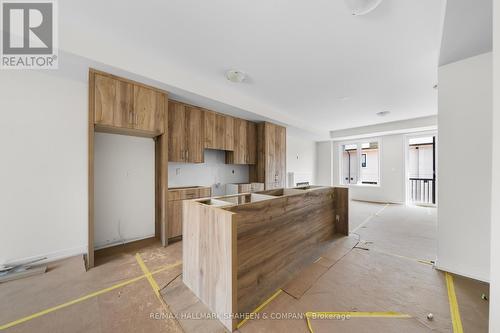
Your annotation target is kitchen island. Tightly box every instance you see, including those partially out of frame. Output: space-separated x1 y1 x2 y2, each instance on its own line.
182 186 349 331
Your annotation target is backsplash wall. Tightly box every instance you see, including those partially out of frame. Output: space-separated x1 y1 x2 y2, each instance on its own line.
168 149 249 196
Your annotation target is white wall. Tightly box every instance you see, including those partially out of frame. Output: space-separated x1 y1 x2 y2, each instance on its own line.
94 133 155 249
490 2 499 329
0 68 88 264
168 150 249 196
360 150 379 183
332 135 406 203
287 133 317 186
438 52 492 282
316 141 333 186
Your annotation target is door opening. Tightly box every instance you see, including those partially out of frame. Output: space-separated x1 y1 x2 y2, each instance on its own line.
407 135 436 206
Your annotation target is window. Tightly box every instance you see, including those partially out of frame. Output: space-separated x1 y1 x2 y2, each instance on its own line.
341 141 380 185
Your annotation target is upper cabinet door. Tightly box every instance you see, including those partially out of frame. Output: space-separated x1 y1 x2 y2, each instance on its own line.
204 110 216 149
204 111 234 151
185 106 205 163
246 121 257 164
223 115 234 151
133 85 165 133
226 118 247 164
168 101 187 162
214 113 227 150
94 74 133 128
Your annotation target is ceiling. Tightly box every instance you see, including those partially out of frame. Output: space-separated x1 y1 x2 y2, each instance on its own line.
439 0 492 66
60 0 446 135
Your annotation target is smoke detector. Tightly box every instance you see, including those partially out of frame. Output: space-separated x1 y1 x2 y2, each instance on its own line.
344 0 383 16
225 70 246 83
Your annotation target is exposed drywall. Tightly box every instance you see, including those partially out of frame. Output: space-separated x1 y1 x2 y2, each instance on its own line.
168 150 249 196
0 68 88 264
490 3 499 329
286 132 317 186
437 52 492 282
94 133 155 249
332 135 406 204
316 141 333 186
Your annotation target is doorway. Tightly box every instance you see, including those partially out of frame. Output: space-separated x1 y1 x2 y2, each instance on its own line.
406 134 437 206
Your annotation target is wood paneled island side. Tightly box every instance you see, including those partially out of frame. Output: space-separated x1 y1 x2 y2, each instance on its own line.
182 186 349 331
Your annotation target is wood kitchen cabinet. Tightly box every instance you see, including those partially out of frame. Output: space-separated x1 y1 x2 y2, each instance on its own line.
168 101 205 163
167 186 211 238
226 118 257 165
250 122 286 189
185 106 204 163
204 111 234 151
226 182 264 195
93 71 166 137
133 85 165 133
204 110 216 149
246 121 257 164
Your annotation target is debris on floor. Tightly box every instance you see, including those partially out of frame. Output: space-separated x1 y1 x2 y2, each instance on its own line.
0 257 48 283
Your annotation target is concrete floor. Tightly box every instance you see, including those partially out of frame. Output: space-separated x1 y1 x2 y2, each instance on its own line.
0 201 489 332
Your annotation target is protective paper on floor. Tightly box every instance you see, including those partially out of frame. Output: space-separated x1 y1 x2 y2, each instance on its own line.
282 236 359 299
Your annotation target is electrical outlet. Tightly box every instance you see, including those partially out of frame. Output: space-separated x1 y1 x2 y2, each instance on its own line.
176 168 181 176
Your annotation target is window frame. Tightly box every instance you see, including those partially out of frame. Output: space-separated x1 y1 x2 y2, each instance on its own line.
338 138 381 187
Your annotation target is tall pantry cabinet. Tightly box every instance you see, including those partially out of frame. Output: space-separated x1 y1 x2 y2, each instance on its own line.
250 122 286 189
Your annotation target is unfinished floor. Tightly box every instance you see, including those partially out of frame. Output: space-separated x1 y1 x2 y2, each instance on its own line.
0 201 489 332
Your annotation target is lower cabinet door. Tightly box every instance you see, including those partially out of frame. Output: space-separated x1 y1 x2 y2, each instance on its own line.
167 200 183 238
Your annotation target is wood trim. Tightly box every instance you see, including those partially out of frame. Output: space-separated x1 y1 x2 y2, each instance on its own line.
87 70 95 269
182 200 236 330
160 134 169 246
95 124 162 138
89 68 168 95
88 70 169 269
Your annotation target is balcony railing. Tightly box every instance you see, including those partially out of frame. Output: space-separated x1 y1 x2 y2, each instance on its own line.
409 178 435 204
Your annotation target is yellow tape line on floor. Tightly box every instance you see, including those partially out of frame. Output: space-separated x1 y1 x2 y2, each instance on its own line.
236 289 283 329
0 260 182 331
305 311 412 333
360 247 434 267
135 253 162 299
445 272 464 333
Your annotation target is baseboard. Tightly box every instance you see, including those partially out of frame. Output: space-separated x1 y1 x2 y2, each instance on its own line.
434 262 490 283
2 245 87 266
94 234 156 250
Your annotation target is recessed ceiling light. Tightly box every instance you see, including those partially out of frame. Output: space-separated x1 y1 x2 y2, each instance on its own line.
225 69 246 83
376 111 390 117
344 0 383 16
